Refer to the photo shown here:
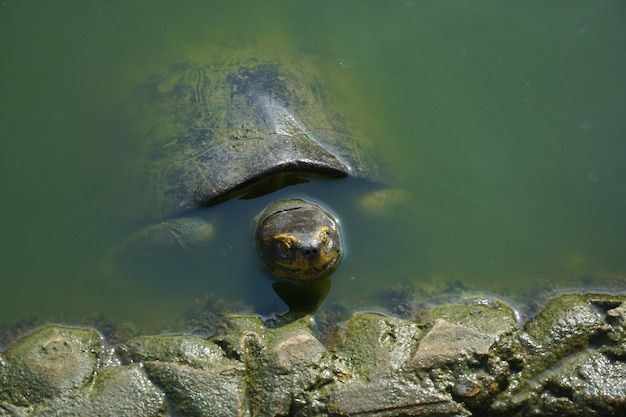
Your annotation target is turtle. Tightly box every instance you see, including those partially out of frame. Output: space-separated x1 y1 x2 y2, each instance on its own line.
255 198 341 283
113 58 387 285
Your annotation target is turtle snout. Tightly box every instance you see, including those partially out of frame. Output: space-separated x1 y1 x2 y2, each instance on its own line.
301 244 320 258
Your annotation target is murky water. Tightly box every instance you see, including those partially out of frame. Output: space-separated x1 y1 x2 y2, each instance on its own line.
1 1 625 332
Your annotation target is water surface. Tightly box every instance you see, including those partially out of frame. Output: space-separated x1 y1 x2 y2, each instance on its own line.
1 1 625 332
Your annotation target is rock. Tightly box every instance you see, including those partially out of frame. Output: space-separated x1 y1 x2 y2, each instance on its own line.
145 361 247 417
418 299 519 337
517 294 611 382
85 365 165 417
209 315 267 361
1 294 626 416
297 313 469 416
606 300 626 324
492 294 626 415
34 364 166 417
491 350 626 416
525 294 604 360
117 217 215 256
0 401 31 417
333 313 422 375
120 333 247 417
566 351 626 411
119 334 226 368
412 319 494 366
603 300 626 358
244 317 326 417
541 350 626 415
0 326 100 407
324 376 470 417
411 302 517 413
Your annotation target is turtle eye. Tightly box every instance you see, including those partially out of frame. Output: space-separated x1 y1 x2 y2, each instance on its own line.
278 236 293 256
318 226 331 246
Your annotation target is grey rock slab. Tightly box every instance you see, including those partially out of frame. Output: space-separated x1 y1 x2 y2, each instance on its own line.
324 375 470 417
333 312 422 377
119 334 226 368
412 319 494 367
122 329 249 416
34 364 166 417
296 313 468 416
409 304 517 413
245 317 327 417
145 361 248 417
417 300 519 339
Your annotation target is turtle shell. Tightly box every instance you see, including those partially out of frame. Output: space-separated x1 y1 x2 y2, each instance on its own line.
129 59 375 219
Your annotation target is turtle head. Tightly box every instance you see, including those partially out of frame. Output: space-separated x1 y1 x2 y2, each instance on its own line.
254 199 342 283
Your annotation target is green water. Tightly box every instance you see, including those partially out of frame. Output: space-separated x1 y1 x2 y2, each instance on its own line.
1 1 625 331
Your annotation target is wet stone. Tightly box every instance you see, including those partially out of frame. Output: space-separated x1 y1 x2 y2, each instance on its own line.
412 319 493 366
333 312 422 376
245 317 326 417
565 351 626 410
417 300 519 338
296 313 469 416
525 294 604 358
323 376 470 417
604 301 626 358
606 300 626 324
0 401 31 417
516 294 611 381
492 294 626 415
410 304 517 413
0 326 100 407
120 332 247 417
119 334 226 368
1 294 626 416
545 350 626 414
492 349 626 416
34 364 166 417
209 315 267 361
145 361 247 417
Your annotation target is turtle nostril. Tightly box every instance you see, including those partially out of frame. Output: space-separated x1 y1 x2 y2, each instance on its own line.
304 247 319 257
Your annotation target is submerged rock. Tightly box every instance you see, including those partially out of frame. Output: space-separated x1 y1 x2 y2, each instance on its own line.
1 294 626 416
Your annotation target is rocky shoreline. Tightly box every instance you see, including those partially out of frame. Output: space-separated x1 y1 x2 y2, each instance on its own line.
1 293 626 416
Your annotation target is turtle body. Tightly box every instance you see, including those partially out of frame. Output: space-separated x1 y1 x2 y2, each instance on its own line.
132 60 374 220
124 58 377 283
